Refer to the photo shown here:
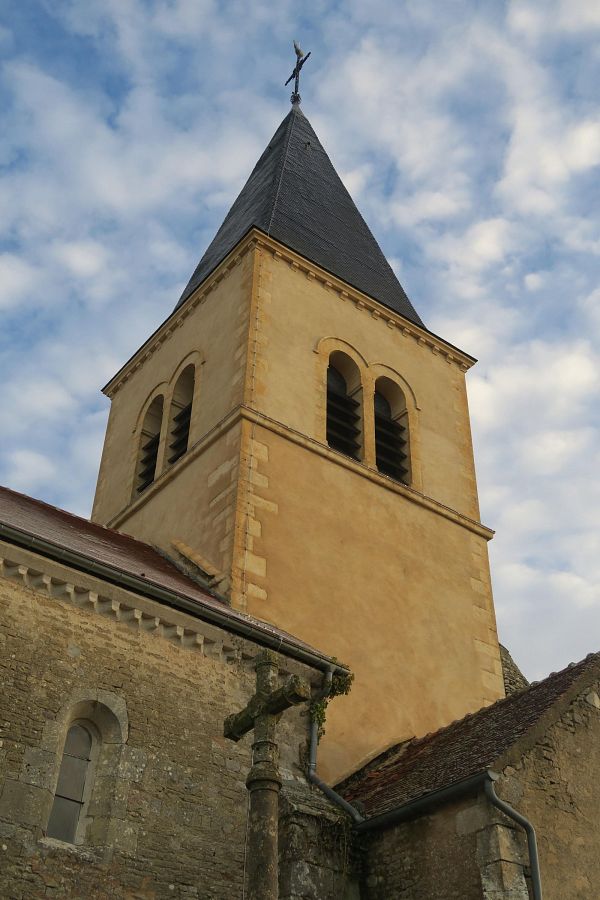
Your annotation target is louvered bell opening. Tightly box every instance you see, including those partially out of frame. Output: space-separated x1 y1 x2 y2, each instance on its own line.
375 415 408 482
327 390 360 459
137 433 160 493
168 402 192 465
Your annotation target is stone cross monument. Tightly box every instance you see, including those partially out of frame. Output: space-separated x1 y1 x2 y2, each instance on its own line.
224 650 311 900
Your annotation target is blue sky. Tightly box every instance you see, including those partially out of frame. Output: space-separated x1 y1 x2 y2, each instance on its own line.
1 1 599 680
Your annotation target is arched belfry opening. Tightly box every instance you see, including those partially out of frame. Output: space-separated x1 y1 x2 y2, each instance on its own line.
135 395 164 494
326 352 362 461
167 365 195 465
374 376 409 483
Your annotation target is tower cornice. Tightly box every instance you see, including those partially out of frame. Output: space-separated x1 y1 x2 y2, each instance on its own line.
103 230 476 399
104 401 493 542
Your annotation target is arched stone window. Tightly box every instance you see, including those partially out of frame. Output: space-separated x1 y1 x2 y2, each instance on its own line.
326 352 362 461
167 364 195 465
44 695 129 848
47 723 95 843
136 395 164 493
374 377 409 483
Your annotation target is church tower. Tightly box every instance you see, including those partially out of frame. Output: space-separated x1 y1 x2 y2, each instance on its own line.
92 102 504 780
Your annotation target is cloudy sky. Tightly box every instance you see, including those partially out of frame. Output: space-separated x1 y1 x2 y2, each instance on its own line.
1 1 599 681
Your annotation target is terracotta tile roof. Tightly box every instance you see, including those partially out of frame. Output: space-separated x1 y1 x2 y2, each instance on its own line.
339 652 600 819
0 484 331 665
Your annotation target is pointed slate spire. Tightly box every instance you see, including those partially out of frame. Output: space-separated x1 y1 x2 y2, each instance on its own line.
176 106 424 327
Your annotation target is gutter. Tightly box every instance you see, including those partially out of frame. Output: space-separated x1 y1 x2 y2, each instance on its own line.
0 521 346 676
307 669 364 823
354 770 490 833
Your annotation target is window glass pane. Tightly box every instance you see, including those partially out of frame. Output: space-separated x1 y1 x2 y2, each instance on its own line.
64 724 92 759
56 755 89 802
47 796 81 843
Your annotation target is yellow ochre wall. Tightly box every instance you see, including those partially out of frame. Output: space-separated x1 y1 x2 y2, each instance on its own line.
92 232 504 781
92 247 254 587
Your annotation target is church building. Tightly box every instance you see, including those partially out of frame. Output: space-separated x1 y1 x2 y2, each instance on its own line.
1 80 599 900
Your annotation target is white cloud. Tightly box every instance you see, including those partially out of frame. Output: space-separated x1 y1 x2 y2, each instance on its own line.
524 272 544 291
469 339 599 432
3 379 73 426
151 0 218 39
3 450 57 492
53 241 108 278
517 428 594 476
340 163 374 200
427 217 519 283
508 0 600 39
579 287 600 334
0 255 37 309
390 185 470 227
466 218 515 268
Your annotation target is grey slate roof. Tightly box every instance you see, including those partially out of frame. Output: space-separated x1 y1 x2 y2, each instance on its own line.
176 105 424 327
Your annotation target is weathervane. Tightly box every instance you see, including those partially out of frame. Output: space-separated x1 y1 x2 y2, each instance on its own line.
285 41 311 105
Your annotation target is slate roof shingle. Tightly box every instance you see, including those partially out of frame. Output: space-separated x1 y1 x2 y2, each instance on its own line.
339 652 600 819
176 105 424 328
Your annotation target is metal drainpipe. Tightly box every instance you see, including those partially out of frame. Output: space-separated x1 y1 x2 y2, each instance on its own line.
484 773 543 900
307 668 364 823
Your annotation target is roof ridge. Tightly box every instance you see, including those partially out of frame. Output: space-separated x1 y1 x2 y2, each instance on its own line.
266 107 299 238
340 650 600 817
400 651 600 751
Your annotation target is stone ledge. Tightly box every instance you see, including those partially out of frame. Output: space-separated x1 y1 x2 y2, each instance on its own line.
107 406 493 543
38 836 101 862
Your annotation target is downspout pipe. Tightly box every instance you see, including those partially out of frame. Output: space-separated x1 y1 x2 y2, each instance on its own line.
355 769 542 900
484 773 543 900
307 669 364 823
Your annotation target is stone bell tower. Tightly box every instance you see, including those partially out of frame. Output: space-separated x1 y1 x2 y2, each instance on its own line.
92 101 504 780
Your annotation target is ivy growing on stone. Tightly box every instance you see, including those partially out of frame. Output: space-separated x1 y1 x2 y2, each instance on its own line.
310 664 354 741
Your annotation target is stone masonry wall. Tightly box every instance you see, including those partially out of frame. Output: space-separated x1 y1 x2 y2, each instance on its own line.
359 796 486 900
0 543 324 900
496 681 600 899
279 786 359 900
359 680 600 899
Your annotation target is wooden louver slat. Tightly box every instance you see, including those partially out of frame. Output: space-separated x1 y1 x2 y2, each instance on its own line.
168 402 192 465
375 412 408 482
137 432 160 493
327 388 360 460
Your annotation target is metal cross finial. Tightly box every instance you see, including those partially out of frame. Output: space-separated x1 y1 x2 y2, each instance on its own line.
285 40 311 105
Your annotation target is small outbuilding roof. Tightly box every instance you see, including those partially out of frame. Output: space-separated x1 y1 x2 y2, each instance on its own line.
339 652 600 819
